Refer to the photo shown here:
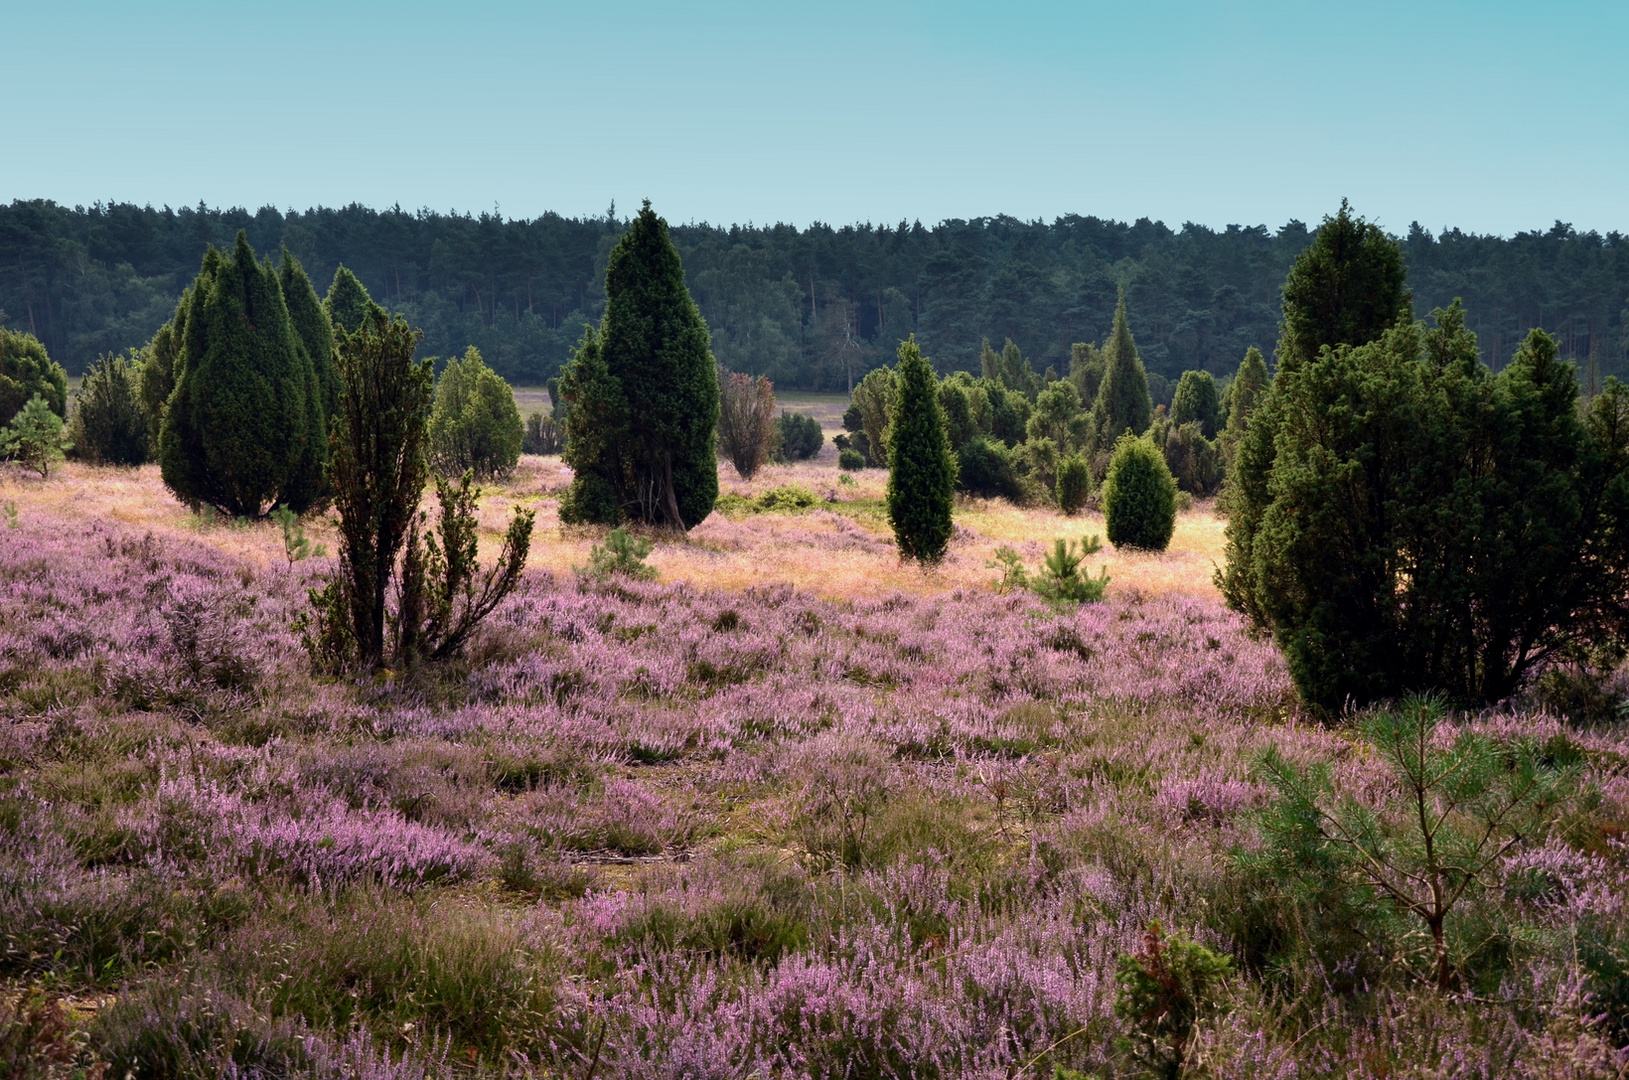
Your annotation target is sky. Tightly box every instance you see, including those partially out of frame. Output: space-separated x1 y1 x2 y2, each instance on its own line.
7 0 1626 237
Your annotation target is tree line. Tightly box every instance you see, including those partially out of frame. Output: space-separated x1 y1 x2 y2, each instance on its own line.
4 199 1626 390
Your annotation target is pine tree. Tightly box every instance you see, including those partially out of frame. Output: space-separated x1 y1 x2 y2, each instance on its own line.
158 232 326 517
0 326 68 422
558 201 718 530
280 250 338 421
324 265 377 335
1170 370 1221 439
1102 433 1177 551
1089 293 1152 451
886 336 957 563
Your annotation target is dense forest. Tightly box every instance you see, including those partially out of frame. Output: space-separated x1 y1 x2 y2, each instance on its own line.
3 199 1625 390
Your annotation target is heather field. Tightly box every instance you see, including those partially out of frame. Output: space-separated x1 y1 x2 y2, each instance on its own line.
2 453 1627 1078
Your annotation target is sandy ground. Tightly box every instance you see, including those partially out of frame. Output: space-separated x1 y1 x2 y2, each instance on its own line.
0 446 1225 605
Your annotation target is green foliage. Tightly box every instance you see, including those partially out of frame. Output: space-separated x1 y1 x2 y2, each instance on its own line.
428 346 524 479
717 370 777 479
1278 199 1410 373
1224 300 1629 710
987 535 1108 606
301 308 434 672
851 366 897 466
270 505 326 568
886 337 957 563
138 309 184 433
981 338 1042 399
559 202 719 530
1 394 69 478
69 349 148 465
955 435 1021 502
988 385 1031 447
159 233 327 517
775 410 824 460
1103 434 1177 551
1219 345 1270 465
1056 453 1091 514
1169 369 1221 438
987 546 1029 593
323 264 378 335
395 471 536 663
751 483 820 512
578 526 657 582
1069 341 1105 405
0 326 67 422
1113 923 1232 1079
1249 696 1583 990
1157 419 1223 495
837 447 866 471
2 501 16 528
1089 292 1152 451
278 250 338 422
1027 378 1088 450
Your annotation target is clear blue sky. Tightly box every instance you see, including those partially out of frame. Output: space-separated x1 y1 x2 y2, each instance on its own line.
8 0 1625 236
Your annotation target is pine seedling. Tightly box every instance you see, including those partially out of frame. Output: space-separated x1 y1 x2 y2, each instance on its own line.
271 504 326 568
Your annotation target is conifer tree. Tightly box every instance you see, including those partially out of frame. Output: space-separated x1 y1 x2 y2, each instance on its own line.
325 265 378 335
1220 204 1410 628
0 326 68 422
159 233 326 517
70 350 148 465
558 325 627 526
1220 347 1269 449
1089 293 1152 451
557 202 718 529
428 346 524 479
886 336 957 563
1103 433 1177 551
1170 370 1221 439
138 301 187 433
280 250 338 421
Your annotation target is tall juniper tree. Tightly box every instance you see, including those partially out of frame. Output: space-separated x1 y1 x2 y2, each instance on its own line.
159 233 326 517
886 336 957 563
559 201 718 530
1089 292 1152 452
324 265 378 336
279 250 338 422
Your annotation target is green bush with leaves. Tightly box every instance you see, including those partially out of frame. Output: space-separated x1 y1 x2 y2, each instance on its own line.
70 350 149 466
1169 369 1222 439
1 394 70 478
1102 434 1176 551
838 447 866 471
775 410 824 461
1248 696 1583 991
987 534 1108 607
956 435 1021 502
428 347 524 479
0 326 67 423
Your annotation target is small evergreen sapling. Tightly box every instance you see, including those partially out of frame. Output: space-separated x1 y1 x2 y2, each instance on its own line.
577 527 658 582
2 394 70 478
270 505 326 568
987 535 1109 607
1113 923 1232 1079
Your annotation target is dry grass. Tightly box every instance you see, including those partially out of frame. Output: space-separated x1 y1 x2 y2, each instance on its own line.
0 455 1225 602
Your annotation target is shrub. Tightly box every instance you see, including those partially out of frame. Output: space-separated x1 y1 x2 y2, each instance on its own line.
1056 453 1091 514
578 526 657 582
70 349 149 465
775 409 824 461
956 435 1021 501
987 535 1108 607
428 346 523 479
0 326 67 423
1169 369 1221 438
838 446 866 471
1102 433 1176 551
2 395 70 478
851 366 897 466
717 371 778 479
159 233 327 516
1248 696 1584 990
886 337 957 563
1224 303 1629 710
753 483 820 512
522 410 562 454
1113 923 1232 1078
1160 420 1223 495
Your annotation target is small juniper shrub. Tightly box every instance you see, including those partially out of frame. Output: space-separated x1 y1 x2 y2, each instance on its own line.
1103 432 1176 551
1056 453 1091 514
1113 922 1232 1079
774 409 824 461
838 446 866 471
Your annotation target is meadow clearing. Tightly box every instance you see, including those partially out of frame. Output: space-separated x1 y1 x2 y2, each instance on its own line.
0 395 1625 1077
